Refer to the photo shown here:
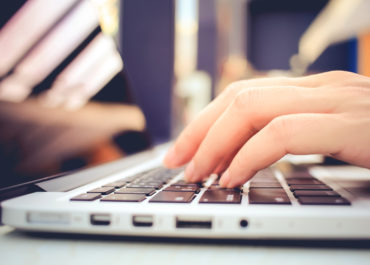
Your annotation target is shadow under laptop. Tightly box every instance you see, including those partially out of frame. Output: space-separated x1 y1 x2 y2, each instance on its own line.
8 230 370 249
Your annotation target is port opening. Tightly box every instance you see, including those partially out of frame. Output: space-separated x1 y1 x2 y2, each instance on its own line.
90 214 111 226
240 219 248 228
176 216 212 229
132 215 153 227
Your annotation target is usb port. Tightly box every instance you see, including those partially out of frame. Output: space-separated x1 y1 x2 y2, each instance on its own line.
176 216 212 229
132 215 153 227
90 214 111 226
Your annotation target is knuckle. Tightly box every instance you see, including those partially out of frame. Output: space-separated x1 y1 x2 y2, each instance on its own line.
224 81 244 97
346 86 370 98
326 70 347 77
232 88 262 113
325 70 353 79
267 116 293 147
323 70 358 85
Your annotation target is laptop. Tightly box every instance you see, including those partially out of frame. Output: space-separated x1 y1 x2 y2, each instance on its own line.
2 140 370 239
1 0 370 240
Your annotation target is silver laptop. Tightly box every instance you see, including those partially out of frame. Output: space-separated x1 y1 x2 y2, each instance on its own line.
2 142 370 239
1 0 370 240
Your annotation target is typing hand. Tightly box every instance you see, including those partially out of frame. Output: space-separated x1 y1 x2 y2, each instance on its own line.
164 71 370 188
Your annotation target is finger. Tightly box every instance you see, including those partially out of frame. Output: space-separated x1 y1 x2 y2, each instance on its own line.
187 85 346 182
163 90 234 168
220 113 346 188
213 157 232 175
163 74 327 168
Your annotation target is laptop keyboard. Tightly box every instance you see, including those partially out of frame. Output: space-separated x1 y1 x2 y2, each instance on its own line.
70 166 351 206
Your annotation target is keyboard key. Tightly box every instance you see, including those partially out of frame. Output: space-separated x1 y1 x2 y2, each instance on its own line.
199 190 241 204
103 180 127 188
174 180 202 187
126 183 162 189
101 194 146 202
138 179 165 184
298 196 351 205
130 181 164 188
293 190 340 197
249 188 291 205
150 191 195 203
249 182 282 188
289 184 332 191
87 187 115 195
115 187 156 196
286 178 323 185
208 184 241 192
164 185 200 193
70 193 101 201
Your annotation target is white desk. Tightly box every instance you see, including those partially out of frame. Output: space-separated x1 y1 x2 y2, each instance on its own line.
1 225 370 265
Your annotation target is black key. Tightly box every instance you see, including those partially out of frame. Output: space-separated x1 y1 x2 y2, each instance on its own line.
199 190 241 204
175 180 202 187
126 183 161 189
149 191 195 203
142 180 167 186
164 185 200 193
208 184 241 192
131 179 148 184
298 196 350 205
115 187 156 196
101 194 146 202
294 190 340 197
249 188 291 204
145 178 171 184
249 182 282 188
103 180 127 188
87 187 115 195
173 184 200 189
131 181 164 188
70 193 101 201
137 179 166 184
286 178 323 185
290 184 332 191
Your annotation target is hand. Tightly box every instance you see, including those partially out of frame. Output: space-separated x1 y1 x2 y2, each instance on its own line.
163 71 370 188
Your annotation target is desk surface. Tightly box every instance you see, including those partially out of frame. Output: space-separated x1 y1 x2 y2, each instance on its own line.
1 226 370 265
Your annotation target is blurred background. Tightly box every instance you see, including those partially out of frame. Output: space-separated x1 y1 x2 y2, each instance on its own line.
0 0 369 188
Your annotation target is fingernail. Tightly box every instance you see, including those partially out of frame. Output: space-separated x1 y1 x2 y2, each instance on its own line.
163 146 177 167
184 161 195 182
219 170 231 187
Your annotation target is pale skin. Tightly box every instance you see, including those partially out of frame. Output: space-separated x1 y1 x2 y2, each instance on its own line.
163 71 370 188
